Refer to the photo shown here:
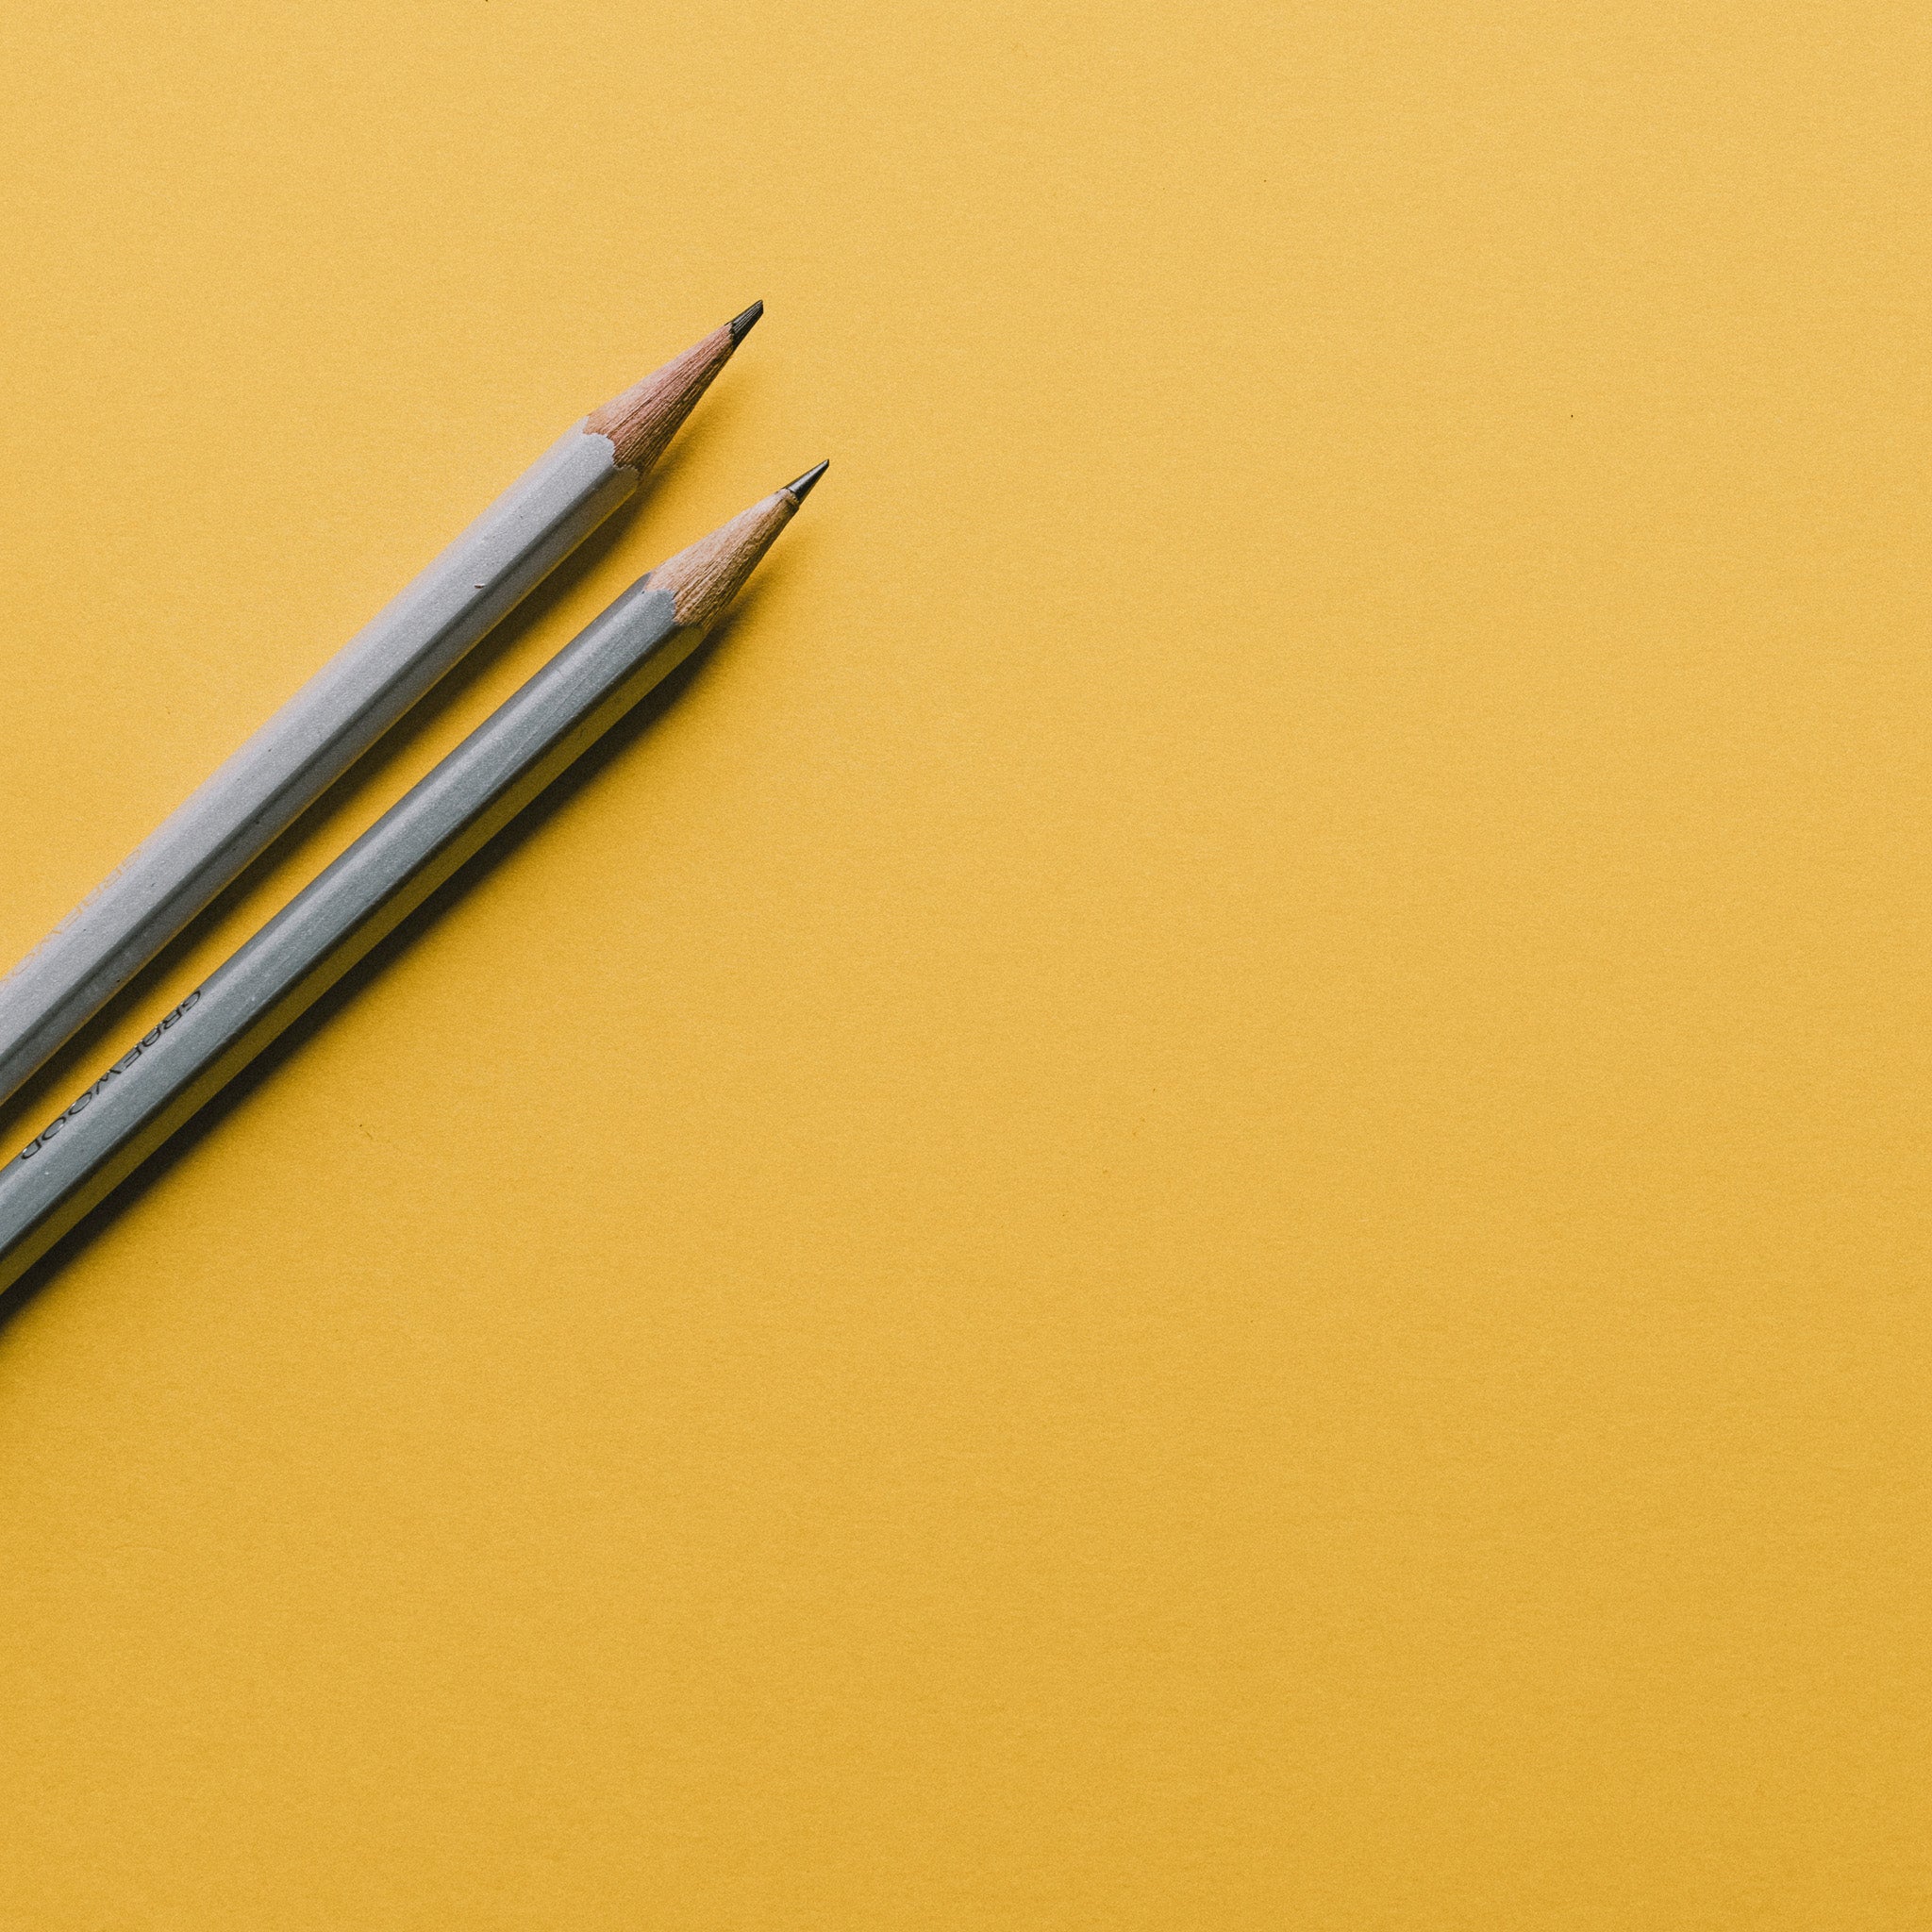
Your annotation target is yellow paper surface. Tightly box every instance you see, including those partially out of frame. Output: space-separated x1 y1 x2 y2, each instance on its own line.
0 2 1927 1924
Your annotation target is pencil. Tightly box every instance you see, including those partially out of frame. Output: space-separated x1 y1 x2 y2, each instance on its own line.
0 302 764 1114
0 462 825 1294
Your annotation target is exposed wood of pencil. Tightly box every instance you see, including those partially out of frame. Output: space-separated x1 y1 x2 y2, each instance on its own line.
589 300 763 471
649 459 827 628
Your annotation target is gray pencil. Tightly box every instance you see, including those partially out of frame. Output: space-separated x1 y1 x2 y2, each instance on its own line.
0 303 763 1114
0 462 825 1294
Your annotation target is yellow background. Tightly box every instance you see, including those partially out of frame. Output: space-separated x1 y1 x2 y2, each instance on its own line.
0 2 1926 1924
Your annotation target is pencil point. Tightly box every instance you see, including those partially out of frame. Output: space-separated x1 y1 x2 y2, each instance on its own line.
653 473 821 626
587 307 770 471
784 459 830 503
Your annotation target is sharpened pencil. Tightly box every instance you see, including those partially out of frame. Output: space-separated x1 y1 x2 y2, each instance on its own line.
0 303 765 1114
0 464 825 1294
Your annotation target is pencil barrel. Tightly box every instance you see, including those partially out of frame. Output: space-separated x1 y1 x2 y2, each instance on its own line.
0 427 637 1112
0 576 691 1293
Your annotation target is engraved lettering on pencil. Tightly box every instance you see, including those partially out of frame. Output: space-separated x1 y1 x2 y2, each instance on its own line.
14 989 205 1163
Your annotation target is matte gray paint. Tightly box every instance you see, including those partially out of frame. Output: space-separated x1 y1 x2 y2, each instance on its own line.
0 425 636 1110
0 577 691 1292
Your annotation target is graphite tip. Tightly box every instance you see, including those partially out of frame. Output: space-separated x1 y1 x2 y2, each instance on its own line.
784 459 830 503
728 300 765 344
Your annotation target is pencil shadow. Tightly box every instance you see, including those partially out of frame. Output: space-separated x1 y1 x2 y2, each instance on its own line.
0 576 782 1341
0 406 755 1158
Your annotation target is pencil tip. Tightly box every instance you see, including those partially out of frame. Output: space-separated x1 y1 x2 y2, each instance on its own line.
588 306 766 469
784 459 830 503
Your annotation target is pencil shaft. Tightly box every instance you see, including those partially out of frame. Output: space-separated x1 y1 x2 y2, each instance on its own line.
0 575 694 1291
0 428 637 1113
